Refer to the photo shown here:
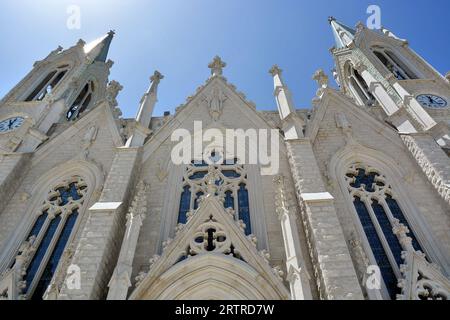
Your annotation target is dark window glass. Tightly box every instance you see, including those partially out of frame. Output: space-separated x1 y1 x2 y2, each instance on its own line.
25 71 57 102
385 51 417 79
66 83 93 121
31 211 79 300
354 197 398 299
224 190 234 209
27 212 49 240
178 186 191 224
238 184 251 236
371 200 403 266
24 215 62 294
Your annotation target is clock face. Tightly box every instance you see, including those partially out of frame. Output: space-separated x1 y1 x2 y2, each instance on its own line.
0 117 25 133
416 94 448 109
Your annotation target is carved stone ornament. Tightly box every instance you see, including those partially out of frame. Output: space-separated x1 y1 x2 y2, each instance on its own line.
202 87 228 121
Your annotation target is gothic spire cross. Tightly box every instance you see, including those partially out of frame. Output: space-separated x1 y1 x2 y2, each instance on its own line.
269 65 283 77
149 70 164 94
208 56 226 77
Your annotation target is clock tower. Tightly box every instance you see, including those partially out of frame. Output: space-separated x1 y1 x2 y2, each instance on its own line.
0 31 115 213
329 17 450 207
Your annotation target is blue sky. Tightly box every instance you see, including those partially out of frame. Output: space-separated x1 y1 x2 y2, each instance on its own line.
1 0 449 118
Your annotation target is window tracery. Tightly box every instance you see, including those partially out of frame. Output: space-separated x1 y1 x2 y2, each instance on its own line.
25 65 70 102
10 177 87 300
66 81 95 121
346 164 425 299
177 155 252 235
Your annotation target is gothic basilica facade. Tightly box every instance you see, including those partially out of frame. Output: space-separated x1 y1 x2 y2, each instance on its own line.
0 18 450 300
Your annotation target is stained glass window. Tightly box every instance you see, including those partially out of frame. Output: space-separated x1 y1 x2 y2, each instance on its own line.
12 178 87 300
177 154 251 235
178 185 191 224
346 165 425 300
354 197 398 299
238 184 251 235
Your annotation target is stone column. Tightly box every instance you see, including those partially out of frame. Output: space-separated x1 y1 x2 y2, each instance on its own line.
58 147 141 300
107 180 148 300
286 138 364 300
274 175 312 300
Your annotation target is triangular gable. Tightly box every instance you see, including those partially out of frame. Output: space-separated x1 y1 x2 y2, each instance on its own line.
31 101 124 165
129 190 289 300
397 251 450 300
307 88 402 148
142 75 280 162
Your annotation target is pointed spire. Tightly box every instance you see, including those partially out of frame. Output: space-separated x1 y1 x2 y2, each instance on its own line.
208 56 226 77
269 65 295 120
84 30 115 62
127 70 163 147
328 16 356 48
136 70 164 126
269 65 304 140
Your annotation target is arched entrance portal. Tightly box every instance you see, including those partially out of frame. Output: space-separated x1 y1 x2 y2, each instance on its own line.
131 254 288 300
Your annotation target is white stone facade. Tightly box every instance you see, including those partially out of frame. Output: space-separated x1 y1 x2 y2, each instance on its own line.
1 20 450 301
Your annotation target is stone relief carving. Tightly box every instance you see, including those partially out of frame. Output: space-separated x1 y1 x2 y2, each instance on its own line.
202 87 228 121
106 80 123 119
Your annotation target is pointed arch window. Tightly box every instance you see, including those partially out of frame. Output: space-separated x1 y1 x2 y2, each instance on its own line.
372 47 417 80
9 178 87 300
345 164 425 299
25 65 70 102
346 64 376 106
66 81 95 121
177 155 252 235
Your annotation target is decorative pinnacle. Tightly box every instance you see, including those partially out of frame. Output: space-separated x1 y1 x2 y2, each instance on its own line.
108 30 116 36
328 16 336 24
269 65 282 77
208 56 226 76
149 70 164 94
150 70 164 83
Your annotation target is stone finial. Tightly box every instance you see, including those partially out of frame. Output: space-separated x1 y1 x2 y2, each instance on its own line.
208 56 226 76
328 16 336 24
106 80 123 106
313 69 329 88
149 70 164 94
356 21 365 33
269 65 282 77
150 70 164 84
76 39 86 47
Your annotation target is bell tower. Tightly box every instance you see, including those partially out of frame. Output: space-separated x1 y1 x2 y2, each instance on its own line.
0 31 116 215
0 31 115 153
329 17 450 206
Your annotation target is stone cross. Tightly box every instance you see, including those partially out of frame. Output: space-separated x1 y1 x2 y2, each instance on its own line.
269 65 283 77
208 56 226 77
149 71 164 94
